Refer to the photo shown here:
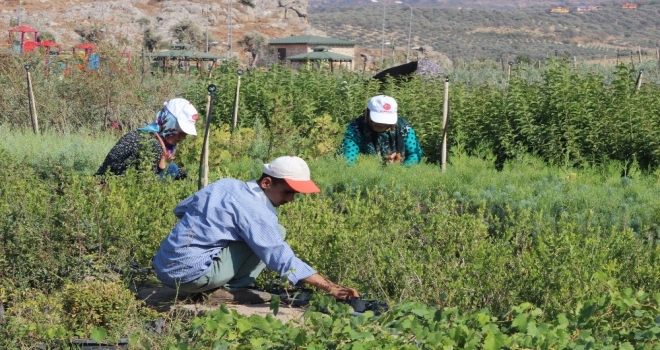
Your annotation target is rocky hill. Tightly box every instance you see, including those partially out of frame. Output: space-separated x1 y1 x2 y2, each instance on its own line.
1 0 317 58
309 0 627 10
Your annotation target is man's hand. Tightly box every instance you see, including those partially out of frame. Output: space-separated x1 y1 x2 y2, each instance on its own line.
330 285 360 300
301 273 360 300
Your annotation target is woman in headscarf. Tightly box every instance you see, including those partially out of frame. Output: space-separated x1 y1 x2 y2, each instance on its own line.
95 98 198 180
341 95 422 166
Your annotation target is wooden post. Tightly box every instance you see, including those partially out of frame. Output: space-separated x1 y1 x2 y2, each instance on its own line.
635 70 643 92
630 50 635 70
441 77 449 172
638 46 641 63
500 53 505 72
507 61 513 82
208 59 217 79
24 65 39 134
140 47 145 84
616 49 619 65
198 84 217 190
231 70 243 133
573 55 577 67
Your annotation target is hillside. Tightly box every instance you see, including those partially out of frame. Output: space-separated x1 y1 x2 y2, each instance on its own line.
3 0 659 66
308 1 660 62
1 0 316 60
310 0 635 10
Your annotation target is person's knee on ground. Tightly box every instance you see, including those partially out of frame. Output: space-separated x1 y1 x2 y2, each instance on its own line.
221 225 287 290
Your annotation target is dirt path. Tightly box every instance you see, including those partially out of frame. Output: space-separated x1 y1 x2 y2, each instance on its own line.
135 283 306 323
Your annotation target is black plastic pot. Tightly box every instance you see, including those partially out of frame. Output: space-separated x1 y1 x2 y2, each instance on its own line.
69 338 128 350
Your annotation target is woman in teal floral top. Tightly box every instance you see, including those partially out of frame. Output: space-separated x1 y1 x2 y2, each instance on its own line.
341 95 422 166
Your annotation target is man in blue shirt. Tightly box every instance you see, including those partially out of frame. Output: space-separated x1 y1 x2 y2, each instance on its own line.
153 156 359 304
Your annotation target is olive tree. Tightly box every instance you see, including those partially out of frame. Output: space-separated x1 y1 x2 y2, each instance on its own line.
237 31 268 68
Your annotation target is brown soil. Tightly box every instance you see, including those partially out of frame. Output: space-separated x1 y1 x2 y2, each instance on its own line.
134 283 306 323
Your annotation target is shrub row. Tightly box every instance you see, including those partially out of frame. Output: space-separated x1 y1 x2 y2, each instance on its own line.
1 148 658 319
5 54 660 170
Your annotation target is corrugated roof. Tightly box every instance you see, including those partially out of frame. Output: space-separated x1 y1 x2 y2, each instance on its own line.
146 49 221 61
286 51 355 61
269 35 356 46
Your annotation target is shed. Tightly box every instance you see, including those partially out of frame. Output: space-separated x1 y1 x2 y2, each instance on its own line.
286 46 355 71
269 35 356 68
147 44 221 74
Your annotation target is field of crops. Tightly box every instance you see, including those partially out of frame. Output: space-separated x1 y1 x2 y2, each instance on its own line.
1 51 660 348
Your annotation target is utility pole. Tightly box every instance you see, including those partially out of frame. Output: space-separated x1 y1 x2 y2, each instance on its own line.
370 0 386 67
227 0 233 59
17 0 22 26
395 1 413 63
205 0 209 52
380 4 385 66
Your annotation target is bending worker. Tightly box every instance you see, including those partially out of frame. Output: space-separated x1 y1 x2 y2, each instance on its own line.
341 95 422 165
96 98 198 180
152 156 360 304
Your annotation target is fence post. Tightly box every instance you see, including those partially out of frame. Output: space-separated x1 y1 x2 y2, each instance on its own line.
630 50 635 70
441 77 450 173
500 53 505 72
635 70 643 92
24 65 39 134
231 69 243 134
198 84 217 190
616 49 619 65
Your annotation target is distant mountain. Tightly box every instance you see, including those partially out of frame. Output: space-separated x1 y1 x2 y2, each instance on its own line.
309 0 612 10
308 1 660 62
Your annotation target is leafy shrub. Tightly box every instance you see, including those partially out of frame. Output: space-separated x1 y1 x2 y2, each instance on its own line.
174 288 660 349
61 280 157 337
1 289 67 348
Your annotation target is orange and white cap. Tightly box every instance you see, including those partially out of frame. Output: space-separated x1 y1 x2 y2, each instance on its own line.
262 156 320 194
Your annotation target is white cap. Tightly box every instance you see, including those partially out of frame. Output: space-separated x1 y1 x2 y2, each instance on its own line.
367 95 398 125
164 98 198 136
262 156 320 194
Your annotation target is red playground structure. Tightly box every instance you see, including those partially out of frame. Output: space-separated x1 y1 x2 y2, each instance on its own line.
8 25 39 53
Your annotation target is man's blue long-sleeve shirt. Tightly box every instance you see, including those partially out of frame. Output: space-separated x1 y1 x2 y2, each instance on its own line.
153 179 317 286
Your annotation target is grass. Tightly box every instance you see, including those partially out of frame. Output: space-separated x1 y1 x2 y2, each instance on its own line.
0 125 119 174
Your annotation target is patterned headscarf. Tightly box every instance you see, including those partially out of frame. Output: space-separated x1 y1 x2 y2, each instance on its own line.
139 106 181 157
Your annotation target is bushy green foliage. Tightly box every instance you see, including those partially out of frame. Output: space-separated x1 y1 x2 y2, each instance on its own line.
61 280 157 336
174 289 660 349
180 60 660 169
3 52 660 347
1 139 659 319
0 48 195 132
0 125 116 174
5 52 660 169
0 289 68 348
